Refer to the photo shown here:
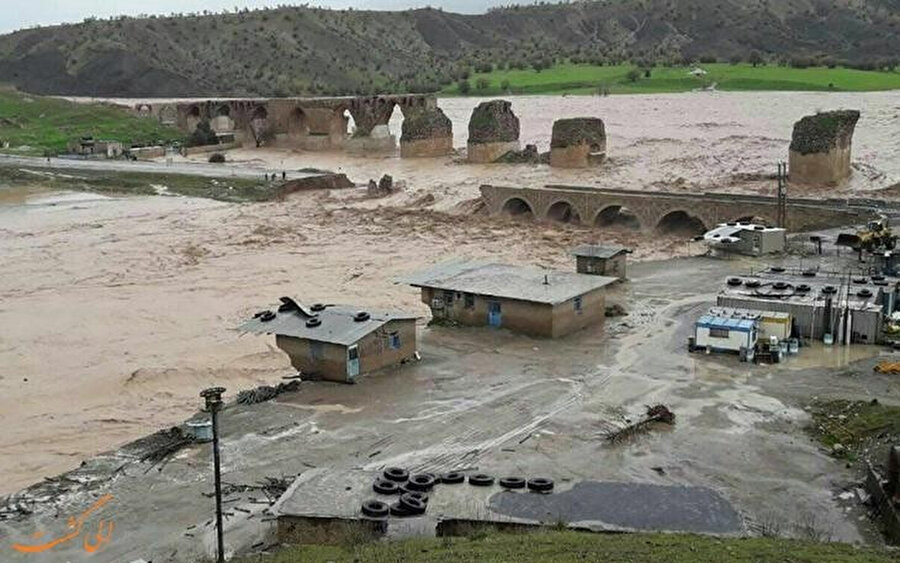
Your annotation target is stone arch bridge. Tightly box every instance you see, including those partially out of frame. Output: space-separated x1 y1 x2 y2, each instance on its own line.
133 94 439 153
480 184 878 233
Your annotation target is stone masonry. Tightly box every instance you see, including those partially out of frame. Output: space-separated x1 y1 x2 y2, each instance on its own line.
467 100 520 163
789 110 860 186
400 107 454 157
549 118 607 168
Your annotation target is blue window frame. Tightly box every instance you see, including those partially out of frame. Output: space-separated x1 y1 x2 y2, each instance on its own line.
574 296 583 313
389 332 401 349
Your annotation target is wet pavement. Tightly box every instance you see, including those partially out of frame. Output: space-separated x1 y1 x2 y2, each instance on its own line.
1 251 896 562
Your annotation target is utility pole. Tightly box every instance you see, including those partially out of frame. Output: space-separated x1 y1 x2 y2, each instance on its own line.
201 387 227 563
776 162 788 228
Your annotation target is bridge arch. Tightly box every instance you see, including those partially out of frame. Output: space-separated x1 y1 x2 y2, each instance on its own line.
656 209 708 236
501 197 535 219
288 107 309 137
546 199 582 224
594 204 641 230
250 105 270 147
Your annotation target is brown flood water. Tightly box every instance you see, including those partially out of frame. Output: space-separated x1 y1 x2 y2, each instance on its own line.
0 91 898 495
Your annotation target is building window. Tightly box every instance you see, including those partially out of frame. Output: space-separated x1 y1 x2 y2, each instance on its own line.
574 296 583 313
443 290 454 305
389 331 401 349
464 293 475 308
709 327 729 338
310 341 324 360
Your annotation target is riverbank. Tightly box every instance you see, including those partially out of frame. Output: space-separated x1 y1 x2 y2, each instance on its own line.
236 529 897 563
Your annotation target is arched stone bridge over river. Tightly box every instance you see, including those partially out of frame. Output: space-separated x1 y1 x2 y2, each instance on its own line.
133 94 448 155
480 184 882 234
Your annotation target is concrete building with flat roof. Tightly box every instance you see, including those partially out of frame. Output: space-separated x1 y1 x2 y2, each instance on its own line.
717 267 900 344
240 298 417 383
570 244 629 280
400 260 617 338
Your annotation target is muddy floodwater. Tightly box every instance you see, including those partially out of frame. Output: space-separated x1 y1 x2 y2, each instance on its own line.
0 92 899 558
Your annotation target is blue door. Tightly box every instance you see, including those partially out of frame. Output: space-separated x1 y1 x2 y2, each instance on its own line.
488 301 502 327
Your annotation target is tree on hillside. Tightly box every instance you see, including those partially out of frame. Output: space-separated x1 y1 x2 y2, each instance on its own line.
476 77 490 91
500 79 511 92
458 79 471 94
749 50 763 67
626 68 641 82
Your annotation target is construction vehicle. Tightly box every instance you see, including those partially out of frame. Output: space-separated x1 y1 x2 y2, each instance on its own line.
836 216 897 253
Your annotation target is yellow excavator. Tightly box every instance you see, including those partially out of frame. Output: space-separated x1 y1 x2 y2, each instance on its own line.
836 216 897 253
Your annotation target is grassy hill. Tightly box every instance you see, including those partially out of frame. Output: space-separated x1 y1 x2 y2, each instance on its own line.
235 529 897 563
0 0 897 97
0 88 182 155
442 63 900 96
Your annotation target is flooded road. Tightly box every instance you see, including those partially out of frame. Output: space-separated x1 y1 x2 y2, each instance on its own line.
1 91 898 557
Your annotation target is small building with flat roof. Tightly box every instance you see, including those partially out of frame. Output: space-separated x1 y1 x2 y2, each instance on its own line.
239 298 417 383
570 244 629 279
694 315 758 354
400 260 617 338
703 223 786 256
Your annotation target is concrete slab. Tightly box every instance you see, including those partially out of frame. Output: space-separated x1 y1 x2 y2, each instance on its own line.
273 469 743 537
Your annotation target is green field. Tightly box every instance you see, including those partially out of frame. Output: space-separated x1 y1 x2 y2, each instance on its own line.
0 88 183 155
236 529 896 563
442 63 900 96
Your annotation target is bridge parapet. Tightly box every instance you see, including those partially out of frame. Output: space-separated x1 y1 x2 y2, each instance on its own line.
480 184 878 233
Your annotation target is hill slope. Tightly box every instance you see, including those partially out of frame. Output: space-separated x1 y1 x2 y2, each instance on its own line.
0 0 897 97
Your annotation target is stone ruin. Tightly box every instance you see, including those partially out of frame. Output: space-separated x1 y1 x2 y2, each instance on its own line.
467 100 520 163
400 107 454 158
367 174 395 197
789 109 860 186
549 118 607 168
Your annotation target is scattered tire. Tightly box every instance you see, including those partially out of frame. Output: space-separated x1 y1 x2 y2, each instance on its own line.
744 280 761 289
305 317 322 328
400 491 428 505
769 267 785 273
406 473 436 491
440 471 465 484
259 311 276 322
373 479 400 495
310 303 326 312
499 477 526 489
468 474 495 487
772 281 790 290
527 478 554 492
726 277 742 286
354 311 371 322
361 499 389 518
389 502 414 517
383 467 409 482
398 493 427 514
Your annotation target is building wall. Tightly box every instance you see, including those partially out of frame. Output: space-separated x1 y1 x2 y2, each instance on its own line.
275 319 417 383
717 295 882 344
576 255 626 279
355 319 418 377
421 287 604 338
549 289 606 338
695 325 755 352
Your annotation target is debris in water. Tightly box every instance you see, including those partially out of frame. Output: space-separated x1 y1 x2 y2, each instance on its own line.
606 404 676 444
236 380 301 405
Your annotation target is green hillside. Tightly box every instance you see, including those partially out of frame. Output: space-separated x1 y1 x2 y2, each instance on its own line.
0 88 183 155
442 63 900 96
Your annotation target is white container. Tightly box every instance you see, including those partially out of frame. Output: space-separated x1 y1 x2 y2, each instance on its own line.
187 420 213 442
824 333 834 346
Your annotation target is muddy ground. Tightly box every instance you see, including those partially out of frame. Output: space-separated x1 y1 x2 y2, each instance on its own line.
1 91 899 560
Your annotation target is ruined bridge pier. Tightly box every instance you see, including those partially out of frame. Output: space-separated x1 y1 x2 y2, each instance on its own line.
135 94 448 156
480 185 877 233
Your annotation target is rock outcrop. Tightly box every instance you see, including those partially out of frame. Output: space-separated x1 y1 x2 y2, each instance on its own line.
549 118 606 168
467 100 520 163
788 110 860 186
400 107 453 157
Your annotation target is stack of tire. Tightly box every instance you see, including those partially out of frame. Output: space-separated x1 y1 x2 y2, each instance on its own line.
361 467 554 519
